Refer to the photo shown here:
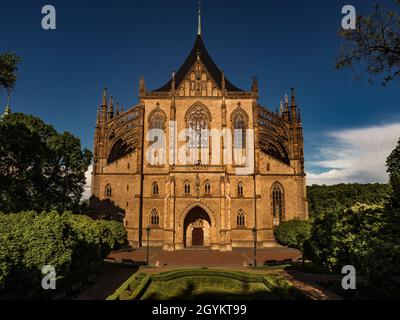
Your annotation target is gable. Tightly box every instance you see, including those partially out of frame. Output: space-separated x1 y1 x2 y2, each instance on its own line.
153 35 243 93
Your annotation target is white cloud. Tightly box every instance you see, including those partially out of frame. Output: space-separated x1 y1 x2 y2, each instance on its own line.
83 164 93 200
307 123 400 185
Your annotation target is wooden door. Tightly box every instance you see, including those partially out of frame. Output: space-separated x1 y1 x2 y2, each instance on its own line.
192 228 204 246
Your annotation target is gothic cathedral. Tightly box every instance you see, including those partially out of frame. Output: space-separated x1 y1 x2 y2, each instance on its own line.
90 10 308 251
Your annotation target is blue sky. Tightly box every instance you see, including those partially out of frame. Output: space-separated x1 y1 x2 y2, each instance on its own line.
1 0 399 185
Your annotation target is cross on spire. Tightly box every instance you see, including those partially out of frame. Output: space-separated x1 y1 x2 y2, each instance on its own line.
198 0 202 35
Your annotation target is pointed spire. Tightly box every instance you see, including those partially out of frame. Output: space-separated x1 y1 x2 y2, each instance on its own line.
197 0 202 36
109 95 114 119
116 102 120 116
291 88 296 107
102 87 107 106
284 94 289 112
252 76 259 96
2 95 11 120
101 87 108 122
171 71 176 92
139 76 146 97
96 107 101 126
221 70 226 94
5 95 11 114
280 99 284 115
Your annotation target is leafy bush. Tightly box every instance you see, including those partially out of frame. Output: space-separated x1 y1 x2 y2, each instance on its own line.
0 211 76 293
0 211 127 297
274 219 311 251
308 203 400 294
95 220 127 253
63 213 103 272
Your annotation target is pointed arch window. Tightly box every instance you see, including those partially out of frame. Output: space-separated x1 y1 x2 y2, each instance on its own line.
233 113 247 149
272 183 284 227
105 184 112 198
204 180 211 195
187 104 210 149
237 210 246 227
237 182 244 197
184 180 191 195
150 209 160 227
148 108 167 165
152 182 159 196
148 108 166 131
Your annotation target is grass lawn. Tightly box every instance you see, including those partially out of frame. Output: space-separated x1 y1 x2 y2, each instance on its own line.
107 269 307 300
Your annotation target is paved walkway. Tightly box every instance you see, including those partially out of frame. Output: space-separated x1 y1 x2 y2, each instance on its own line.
108 247 301 267
73 263 137 300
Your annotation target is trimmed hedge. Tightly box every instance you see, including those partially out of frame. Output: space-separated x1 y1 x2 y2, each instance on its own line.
107 269 306 300
150 269 265 283
106 273 150 301
0 211 127 297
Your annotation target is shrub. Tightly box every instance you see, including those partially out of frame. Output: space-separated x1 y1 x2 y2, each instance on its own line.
0 211 127 297
63 213 103 271
274 219 311 250
274 219 311 264
95 220 127 255
308 203 400 295
0 211 75 292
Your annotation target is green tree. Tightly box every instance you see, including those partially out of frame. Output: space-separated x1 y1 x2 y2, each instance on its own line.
337 1 400 85
387 138 400 207
307 183 390 217
0 53 21 94
274 219 311 266
0 113 92 213
0 122 46 211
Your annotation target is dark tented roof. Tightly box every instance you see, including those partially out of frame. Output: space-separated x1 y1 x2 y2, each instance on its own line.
153 35 243 92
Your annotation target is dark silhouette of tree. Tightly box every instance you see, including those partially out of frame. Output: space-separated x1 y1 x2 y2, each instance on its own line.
0 53 21 94
0 113 92 213
337 1 400 85
387 138 400 207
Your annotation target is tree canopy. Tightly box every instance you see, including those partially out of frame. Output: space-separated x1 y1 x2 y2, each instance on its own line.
387 138 400 207
307 183 390 217
337 1 400 85
0 113 92 213
0 53 21 94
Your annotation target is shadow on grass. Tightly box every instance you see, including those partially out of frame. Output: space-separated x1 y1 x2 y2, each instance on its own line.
141 277 307 301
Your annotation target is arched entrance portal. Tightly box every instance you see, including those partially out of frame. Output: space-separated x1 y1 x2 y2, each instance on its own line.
183 206 212 248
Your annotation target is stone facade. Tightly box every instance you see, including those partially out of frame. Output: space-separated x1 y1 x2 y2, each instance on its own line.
90 29 308 251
